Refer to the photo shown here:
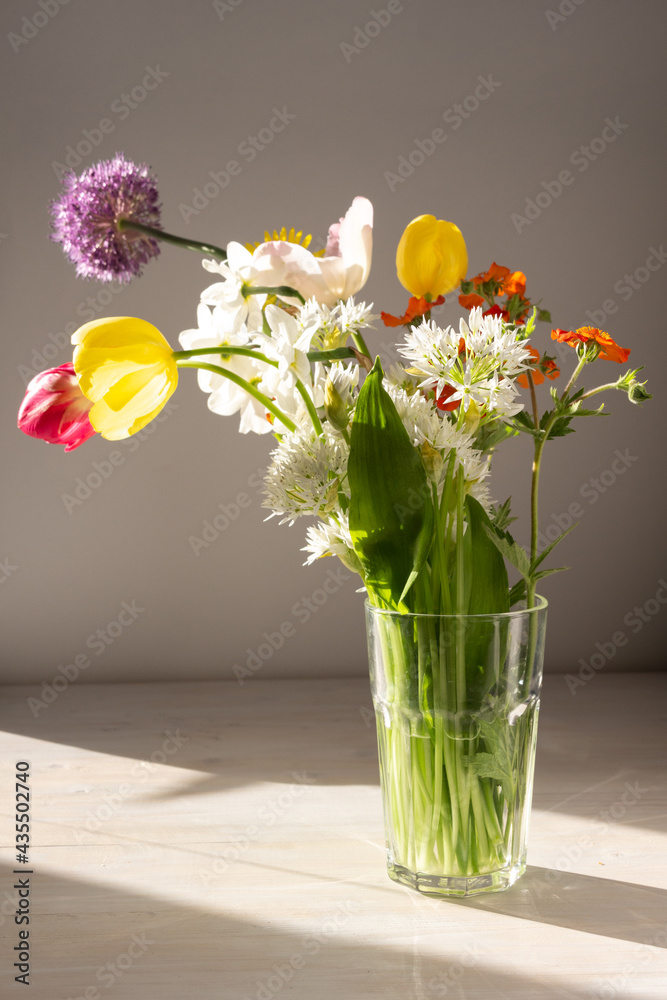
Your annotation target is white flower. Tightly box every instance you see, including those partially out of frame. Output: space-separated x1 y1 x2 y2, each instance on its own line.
179 302 253 394
302 514 354 565
398 307 532 418
385 383 492 509
252 198 373 307
206 353 276 435
256 304 315 383
298 297 376 351
319 360 359 403
199 240 289 335
263 423 349 524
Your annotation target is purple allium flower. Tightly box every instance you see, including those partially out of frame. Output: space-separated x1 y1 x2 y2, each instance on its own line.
50 153 162 284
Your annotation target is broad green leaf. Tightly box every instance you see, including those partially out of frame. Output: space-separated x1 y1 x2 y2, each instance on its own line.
464 496 509 615
348 358 434 609
509 579 527 606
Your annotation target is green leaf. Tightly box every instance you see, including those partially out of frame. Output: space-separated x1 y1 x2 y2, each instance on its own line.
348 358 434 609
531 520 579 572
509 579 527 606
474 419 519 453
464 718 516 801
481 521 531 581
490 497 517 532
464 496 509 615
533 565 568 581
537 307 552 323
513 411 539 437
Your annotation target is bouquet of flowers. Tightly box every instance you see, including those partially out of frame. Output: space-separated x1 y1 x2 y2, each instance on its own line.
18 153 651 895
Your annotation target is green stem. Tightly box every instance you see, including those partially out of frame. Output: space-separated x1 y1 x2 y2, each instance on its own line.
175 347 322 437
294 379 323 436
175 360 297 432
242 283 306 305
351 330 371 359
117 218 227 261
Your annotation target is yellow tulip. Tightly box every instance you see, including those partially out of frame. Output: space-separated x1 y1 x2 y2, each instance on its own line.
72 317 178 440
396 215 468 298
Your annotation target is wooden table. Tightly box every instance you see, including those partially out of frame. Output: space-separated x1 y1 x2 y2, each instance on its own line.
1 673 666 999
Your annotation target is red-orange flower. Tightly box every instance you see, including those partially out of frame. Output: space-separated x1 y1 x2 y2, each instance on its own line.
458 291 485 310
502 270 526 297
517 347 560 388
551 327 630 363
435 384 461 412
477 262 510 285
381 295 445 327
483 304 511 322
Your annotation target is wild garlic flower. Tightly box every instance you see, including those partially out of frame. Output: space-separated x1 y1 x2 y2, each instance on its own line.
300 298 376 351
386 382 492 510
263 423 349 525
398 307 532 418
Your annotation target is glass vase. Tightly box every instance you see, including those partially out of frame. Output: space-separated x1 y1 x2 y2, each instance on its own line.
365 597 548 897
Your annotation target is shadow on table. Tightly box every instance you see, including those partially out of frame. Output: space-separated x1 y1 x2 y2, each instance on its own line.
0 679 380 795
450 865 667 949
3 860 662 1000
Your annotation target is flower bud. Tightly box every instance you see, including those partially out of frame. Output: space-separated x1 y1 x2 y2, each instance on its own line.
396 215 468 298
18 363 95 451
324 378 349 433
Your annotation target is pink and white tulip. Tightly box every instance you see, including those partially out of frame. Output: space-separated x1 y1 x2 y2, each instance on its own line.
18 363 95 451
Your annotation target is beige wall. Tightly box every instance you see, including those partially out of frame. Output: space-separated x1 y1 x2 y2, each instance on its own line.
2 0 666 683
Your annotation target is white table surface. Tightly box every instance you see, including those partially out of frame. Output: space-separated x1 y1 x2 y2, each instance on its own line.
1 672 666 1000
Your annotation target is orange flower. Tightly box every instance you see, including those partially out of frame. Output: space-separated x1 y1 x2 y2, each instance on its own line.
551 327 630 363
435 384 461 411
381 295 445 327
517 347 560 388
458 291 485 310
502 270 526 297
476 262 510 286
483 304 511 322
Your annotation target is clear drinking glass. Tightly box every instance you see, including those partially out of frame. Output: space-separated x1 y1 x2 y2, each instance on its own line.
365 597 548 896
